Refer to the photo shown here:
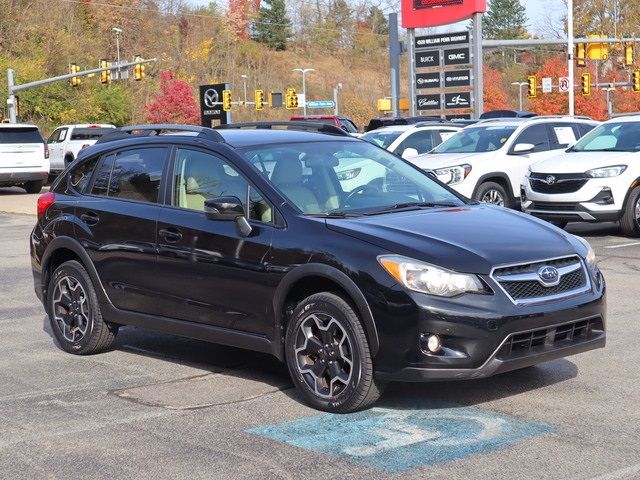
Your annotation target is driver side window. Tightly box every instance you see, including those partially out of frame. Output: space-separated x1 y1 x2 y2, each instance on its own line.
513 125 550 153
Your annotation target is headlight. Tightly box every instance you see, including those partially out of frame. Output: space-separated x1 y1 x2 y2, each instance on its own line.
585 165 627 178
573 235 596 267
378 255 485 297
433 164 472 185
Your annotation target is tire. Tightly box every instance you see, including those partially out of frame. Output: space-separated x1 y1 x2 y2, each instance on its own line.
64 155 74 167
46 260 118 354
474 181 512 208
285 292 385 413
24 180 43 194
620 186 640 237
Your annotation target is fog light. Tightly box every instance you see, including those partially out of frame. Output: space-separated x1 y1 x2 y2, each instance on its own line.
426 334 441 353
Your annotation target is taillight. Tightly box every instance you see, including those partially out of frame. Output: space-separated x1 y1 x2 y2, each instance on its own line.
44 144 50 159
37 192 55 219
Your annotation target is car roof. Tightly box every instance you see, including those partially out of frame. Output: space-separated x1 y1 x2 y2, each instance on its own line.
58 124 116 129
606 113 640 122
216 128 359 147
471 116 597 128
0 123 39 129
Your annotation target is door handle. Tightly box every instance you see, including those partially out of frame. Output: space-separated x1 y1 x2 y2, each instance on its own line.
159 227 182 243
80 211 99 226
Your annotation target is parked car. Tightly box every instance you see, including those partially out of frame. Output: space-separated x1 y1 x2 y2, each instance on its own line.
409 116 598 208
32 123 605 413
0 123 49 193
522 114 640 236
47 124 115 174
290 115 358 134
480 110 537 119
364 116 442 132
361 123 462 159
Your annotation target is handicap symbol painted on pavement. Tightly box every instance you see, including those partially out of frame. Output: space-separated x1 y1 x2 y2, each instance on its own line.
247 405 554 473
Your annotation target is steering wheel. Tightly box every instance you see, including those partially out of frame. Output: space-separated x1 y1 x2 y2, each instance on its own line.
345 184 380 204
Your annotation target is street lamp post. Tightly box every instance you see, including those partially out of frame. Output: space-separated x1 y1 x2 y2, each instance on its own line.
333 83 342 116
511 82 527 111
603 87 615 118
112 27 122 80
241 74 248 106
293 68 315 115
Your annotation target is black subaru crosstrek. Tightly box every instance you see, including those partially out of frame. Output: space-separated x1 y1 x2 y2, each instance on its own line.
31 123 606 413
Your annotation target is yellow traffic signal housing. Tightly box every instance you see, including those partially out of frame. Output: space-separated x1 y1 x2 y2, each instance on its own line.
100 59 111 84
222 89 232 111
625 43 634 67
527 76 537 98
285 88 298 109
581 73 591 96
255 89 264 110
576 43 586 67
134 55 145 81
587 34 608 60
69 63 81 87
377 98 391 112
633 70 640 92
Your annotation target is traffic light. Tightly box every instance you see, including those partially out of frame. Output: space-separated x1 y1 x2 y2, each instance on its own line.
625 43 634 67
576 43 586 67
581 73 591 96
69 63 81 87
633 70 640 92
285 88 298 109
255 89 264 110
222 89 232 111
527 76 537 98
100 59 111 84
134 55 145 81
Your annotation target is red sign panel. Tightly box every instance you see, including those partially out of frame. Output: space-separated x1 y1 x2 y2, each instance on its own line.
402 0 487 28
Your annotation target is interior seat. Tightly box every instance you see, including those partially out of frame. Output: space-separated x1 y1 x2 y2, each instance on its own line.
271 156 321 213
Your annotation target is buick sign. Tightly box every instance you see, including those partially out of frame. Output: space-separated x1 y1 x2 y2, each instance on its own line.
415 51 440 68
545 175 556 185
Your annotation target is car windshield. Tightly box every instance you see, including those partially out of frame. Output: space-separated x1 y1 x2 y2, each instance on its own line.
70 128 114 140
361 130 403 148
571 121 640 152
431 126 517 153
241 141 465 216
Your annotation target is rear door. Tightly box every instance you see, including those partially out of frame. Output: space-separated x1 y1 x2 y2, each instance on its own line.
47 128 67 170
74 145 169 313
0 127 45 172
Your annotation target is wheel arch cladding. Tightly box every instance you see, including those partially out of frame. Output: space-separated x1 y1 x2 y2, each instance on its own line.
473 173 513 198
273 264 380 360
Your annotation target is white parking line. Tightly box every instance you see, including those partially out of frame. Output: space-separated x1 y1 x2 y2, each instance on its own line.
604 241 640 249
588 462 640 480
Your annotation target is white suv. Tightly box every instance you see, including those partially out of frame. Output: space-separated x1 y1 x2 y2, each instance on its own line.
0 124 49 193
409 117 598 208
522 114 640 236
47 124 115 174
360 123 461 159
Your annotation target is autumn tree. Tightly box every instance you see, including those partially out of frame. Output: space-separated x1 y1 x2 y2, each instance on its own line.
483 66 512 111
483 0 528 39
252 0 292 51
143 71 200 125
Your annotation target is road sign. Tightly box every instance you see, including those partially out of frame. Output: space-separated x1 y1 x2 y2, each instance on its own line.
542 77 552 93
415 31 469 49
444 47 470 66
416 94 442 110
444 69 471 87
199 83 231 126
416 72 441 89
558 77 570 93
415 51 440 68
306 100 336 109
444 92 471 109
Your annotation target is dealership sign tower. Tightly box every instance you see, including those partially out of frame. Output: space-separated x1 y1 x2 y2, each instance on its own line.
401 0 487 118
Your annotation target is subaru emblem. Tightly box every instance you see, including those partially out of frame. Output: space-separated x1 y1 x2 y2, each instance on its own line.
538 266 559 286
545 175 556 185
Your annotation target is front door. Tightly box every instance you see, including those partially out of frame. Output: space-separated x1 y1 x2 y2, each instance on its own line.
153 147 275 336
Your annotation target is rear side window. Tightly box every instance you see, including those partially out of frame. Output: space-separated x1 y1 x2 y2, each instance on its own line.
513 125 550 152
399 130 435 155
0 127 44 144
70 128 114 141
548 123 578 149
90 148 168 203
577 123 596 137
69 157 99 193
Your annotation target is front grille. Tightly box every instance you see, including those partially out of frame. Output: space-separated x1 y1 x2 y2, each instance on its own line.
529 172 589 194
492 256 589 304
496 317 603 360
530 202 578 212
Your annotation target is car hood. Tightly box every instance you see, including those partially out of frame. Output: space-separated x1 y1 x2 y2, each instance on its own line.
326 204 580 274
410 151 496 170
531 150 637 173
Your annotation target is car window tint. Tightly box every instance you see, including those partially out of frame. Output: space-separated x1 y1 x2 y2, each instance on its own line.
108 148 167 203
173 148 272 223
70 157 99 193
400 130 435 154
514 124 550 152
0 127 43 144
90 155 115 196
577 123 596 137
70 128 114 140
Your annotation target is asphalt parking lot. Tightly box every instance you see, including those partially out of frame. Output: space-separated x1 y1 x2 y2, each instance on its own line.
1 188 639 479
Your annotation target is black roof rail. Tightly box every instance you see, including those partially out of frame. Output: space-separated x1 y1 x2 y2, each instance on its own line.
95 124 224 144
412 120 465 127
215 121 350 137
610 112 640 119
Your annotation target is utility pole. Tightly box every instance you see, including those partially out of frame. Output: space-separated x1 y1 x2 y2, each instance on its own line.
567 0 575 116
112 27 123 80
604 87 615 118
389 12 401 117
241 74 248 106
7 69 17 123
333 83 342 116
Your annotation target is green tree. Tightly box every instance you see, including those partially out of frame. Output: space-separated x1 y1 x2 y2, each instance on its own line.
252 0 292 51
483 0 528 39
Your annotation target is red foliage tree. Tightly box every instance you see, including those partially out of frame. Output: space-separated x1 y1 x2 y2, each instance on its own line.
483 66 511 112
529 55 607 120
144 71 200 125
228 0 261 38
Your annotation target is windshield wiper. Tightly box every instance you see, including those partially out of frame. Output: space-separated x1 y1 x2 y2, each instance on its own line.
363 201 460 215
306 211 362 218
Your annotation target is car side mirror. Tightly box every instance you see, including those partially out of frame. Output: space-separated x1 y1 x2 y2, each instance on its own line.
402 147 419 159
204 196 253 237
512 143 535 154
